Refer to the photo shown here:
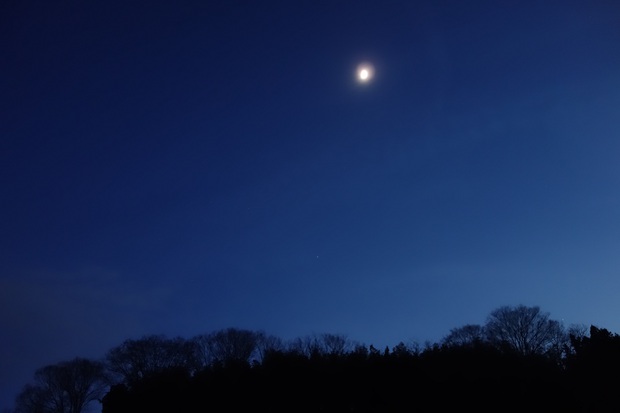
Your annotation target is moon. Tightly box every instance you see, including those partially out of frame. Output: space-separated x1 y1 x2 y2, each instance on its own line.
356 63 374 83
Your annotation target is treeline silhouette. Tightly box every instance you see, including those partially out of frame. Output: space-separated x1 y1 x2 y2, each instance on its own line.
12 305 620 412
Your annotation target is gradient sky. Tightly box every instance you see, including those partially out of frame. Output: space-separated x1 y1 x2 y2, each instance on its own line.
2 0 620 410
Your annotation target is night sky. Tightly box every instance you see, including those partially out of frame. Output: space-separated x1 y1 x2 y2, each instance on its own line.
2 0 620 409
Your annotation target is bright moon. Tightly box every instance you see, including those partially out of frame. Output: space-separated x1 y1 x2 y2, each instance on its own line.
356 63 374 83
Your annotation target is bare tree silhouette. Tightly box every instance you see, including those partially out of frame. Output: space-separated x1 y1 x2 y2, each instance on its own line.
14 358 108 413
485 305 566 356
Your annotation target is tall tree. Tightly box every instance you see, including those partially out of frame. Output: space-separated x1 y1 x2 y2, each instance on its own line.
193 328 261 366
14 384 49 413
14 358 108 413
441 324 486 347
105 335 199 385
484 305 566 357
254 331 285 362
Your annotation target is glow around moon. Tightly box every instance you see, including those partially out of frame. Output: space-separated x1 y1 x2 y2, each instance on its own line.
356 63 374 83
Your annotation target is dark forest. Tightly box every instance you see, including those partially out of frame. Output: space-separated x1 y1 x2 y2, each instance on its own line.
12 305 620 412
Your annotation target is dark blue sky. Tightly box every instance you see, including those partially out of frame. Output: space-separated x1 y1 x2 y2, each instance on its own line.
2 0 620 409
